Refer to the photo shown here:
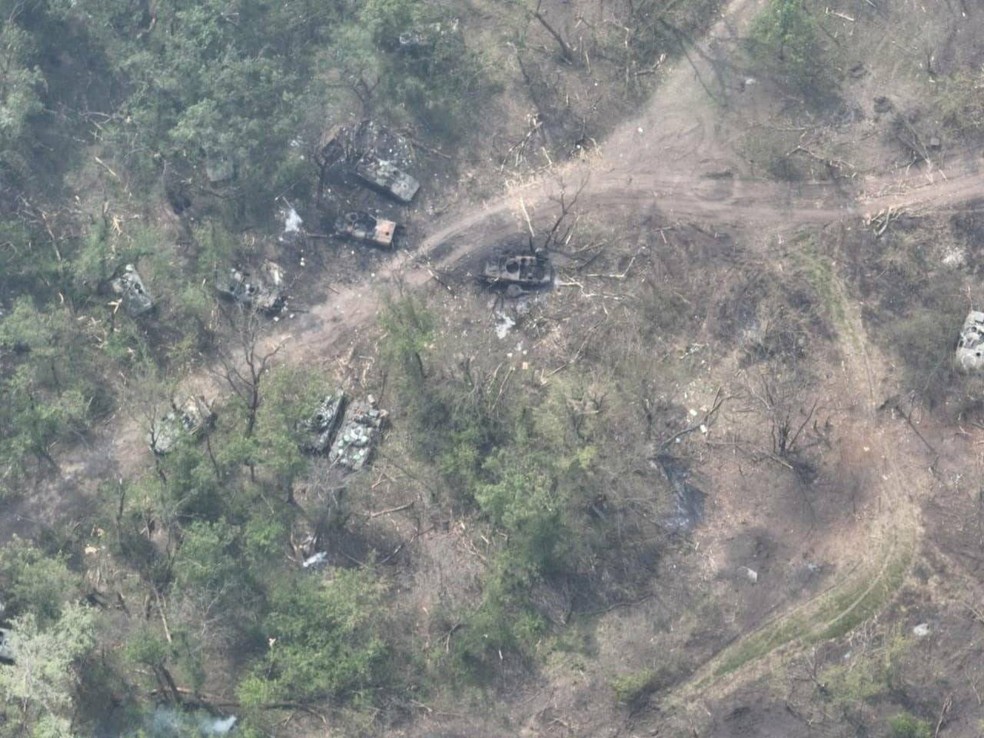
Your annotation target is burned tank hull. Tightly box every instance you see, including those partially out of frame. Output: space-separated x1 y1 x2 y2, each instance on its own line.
480 252 554 293
334 212 397 249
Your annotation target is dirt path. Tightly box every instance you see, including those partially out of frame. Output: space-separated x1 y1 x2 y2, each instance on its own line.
669 257 927 707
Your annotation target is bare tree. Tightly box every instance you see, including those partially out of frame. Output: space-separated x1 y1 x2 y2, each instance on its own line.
520 176 587 255
530 0 578 64
214 304 286 439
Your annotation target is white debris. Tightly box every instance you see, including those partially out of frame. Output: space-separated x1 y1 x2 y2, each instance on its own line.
941 246 966 267
912 623 931 637
282 206 303 233
302 552 328 569
495 313 516 339
742 566 758 584
203 715 237 735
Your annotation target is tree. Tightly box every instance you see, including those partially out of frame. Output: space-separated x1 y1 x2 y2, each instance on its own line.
748 0 836 102
0 299 105 478
237 568 387 708
0 604 96 738
0 539 79 626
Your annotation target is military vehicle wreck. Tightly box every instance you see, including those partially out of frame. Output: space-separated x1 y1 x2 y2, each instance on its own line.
148 396 215 455
110 264 154 317
298 392 387 473
317 121 421 203
299 391 347 454
479 252 554 295
352 154 420 204
956 311 984 372
329 396 388 472
334 211 398 249
214 261 286 315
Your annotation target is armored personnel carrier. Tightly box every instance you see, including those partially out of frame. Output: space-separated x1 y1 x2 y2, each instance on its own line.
479 252 554 295
299 391 347 454
214 261 286 315
110 264 154 317
329 396 388 472
352 154 420 203
148 396 215 455
334 211 397 249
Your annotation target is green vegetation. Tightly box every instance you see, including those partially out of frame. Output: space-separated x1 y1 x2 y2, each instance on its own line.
748 0 837 103
889 713 933 738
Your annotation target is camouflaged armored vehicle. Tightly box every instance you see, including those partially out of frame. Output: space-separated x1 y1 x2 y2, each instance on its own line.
148 396 215 455
957 311 984 372
329 396 388 472
299 391 347 454
480 252 554 295
352 154 420 204
214 261 286 315
334 211 397 249
110 264 154 317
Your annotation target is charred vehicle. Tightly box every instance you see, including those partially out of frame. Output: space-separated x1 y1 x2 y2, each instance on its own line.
334 211 397 249
148 396 215 455
214 261 286 315
479 252 554 294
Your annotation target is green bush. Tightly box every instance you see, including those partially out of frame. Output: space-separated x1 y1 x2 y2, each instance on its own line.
747 0 838 104
238 568 388 707
889 713 932 738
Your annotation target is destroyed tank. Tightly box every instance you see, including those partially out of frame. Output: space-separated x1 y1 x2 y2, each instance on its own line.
214 261 286 315
110 264 154 317
480 252 554 294
352 154 420 203
334 211 397 249
329 396 388 472
956 311 984 372
299 391 347 454
148 396 215 455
